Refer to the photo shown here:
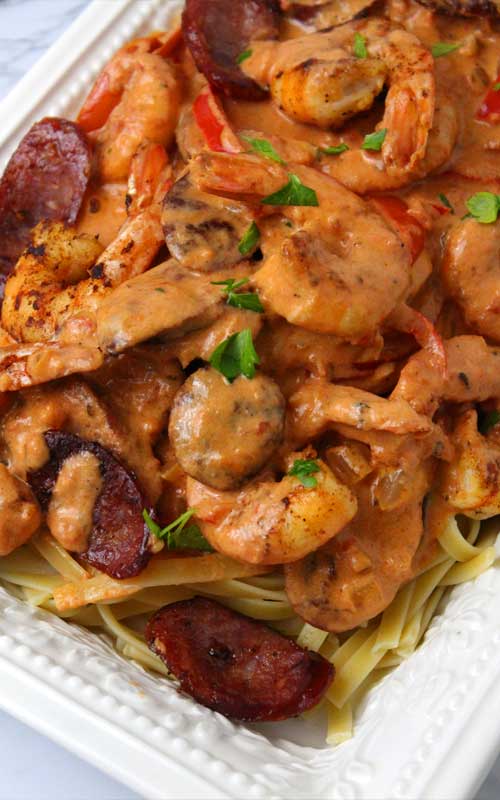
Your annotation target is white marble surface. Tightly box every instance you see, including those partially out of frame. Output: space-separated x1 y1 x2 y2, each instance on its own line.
0 1 499 798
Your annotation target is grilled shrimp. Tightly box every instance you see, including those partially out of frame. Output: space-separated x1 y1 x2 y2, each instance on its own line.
440 409 500 519
285 463 431 632
321 91 458 194
186 452 357 565
77 37 181 182
243 18 435 175
2 210 163 344
442 217 500 343
169 367 285 490
192 156 411 341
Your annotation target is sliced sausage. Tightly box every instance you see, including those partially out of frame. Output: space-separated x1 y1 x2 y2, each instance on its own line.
146 596 334 721
182 0 281 99
27 430 154 579
0 118 92 286
169 367 285 490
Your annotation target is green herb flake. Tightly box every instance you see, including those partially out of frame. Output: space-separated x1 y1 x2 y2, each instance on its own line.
288 458 321 488
317 143 350 157
431 41 461 58
237 221 260 255
353 33 367 59
262 173 319 207
155 287 166 293
438 192 454 213
142 508 212 551
361 128 387 151
493 82 500 91
209 328 260 381
466 191 500 224
241 135 285 165
236 48 253 65
479 410 500 434
211 277 264 313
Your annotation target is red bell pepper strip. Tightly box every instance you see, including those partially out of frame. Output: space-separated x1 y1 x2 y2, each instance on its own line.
370 195 426 264
388 304 447 377
193 87 243 154
477 76 500 121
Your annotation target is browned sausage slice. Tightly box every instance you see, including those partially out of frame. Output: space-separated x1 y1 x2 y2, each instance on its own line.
27 430 153 579
146 596 334 721
0 118 92 289
182 0 281 99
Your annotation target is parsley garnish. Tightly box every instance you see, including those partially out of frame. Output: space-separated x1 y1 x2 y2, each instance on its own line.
288 458 320 488
209 328 260 381
237 221 260 255
479 410 500 434
494 82 500 91
240 135 285 165
155 287 166 293
317 143 350 157
211 277 264 313
438 192 454 213
143 508 212 551
466 192 500 224
432 41 461 58
353 33 367 58
361 128 387 151
262 173 319 207
237 48 252 64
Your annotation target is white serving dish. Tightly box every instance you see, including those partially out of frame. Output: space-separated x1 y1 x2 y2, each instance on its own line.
1 2 500 797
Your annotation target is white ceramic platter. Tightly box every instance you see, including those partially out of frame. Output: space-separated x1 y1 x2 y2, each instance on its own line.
1 2 500 797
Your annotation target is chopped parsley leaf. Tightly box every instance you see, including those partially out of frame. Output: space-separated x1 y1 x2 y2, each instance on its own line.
209 328 260 381
237 221 260 255
262 173 319 207
211 277 264 313
143 508 212 551
288 458 321 488
361 128 387 151
240 135 285 165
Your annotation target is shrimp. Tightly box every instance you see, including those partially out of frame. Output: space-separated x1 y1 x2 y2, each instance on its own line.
320 90 458 194
77 38 181 182
192 156 412 340
287 379 433 446
393 334 500 415
440 408 500 519
186 451 357 565
284 462 432 632
0 342 103 392
2 209 164 344
242 18 435 175
442 216 500 343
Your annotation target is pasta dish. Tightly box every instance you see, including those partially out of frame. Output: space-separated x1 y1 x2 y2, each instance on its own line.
0 0 499 742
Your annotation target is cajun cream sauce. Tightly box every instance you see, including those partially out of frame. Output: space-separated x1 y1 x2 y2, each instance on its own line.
47 451 103 553
1 0 500 647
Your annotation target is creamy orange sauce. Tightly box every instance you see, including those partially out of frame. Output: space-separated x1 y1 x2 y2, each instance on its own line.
76 183 128 246
47 451 102 553
2 0 500 641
